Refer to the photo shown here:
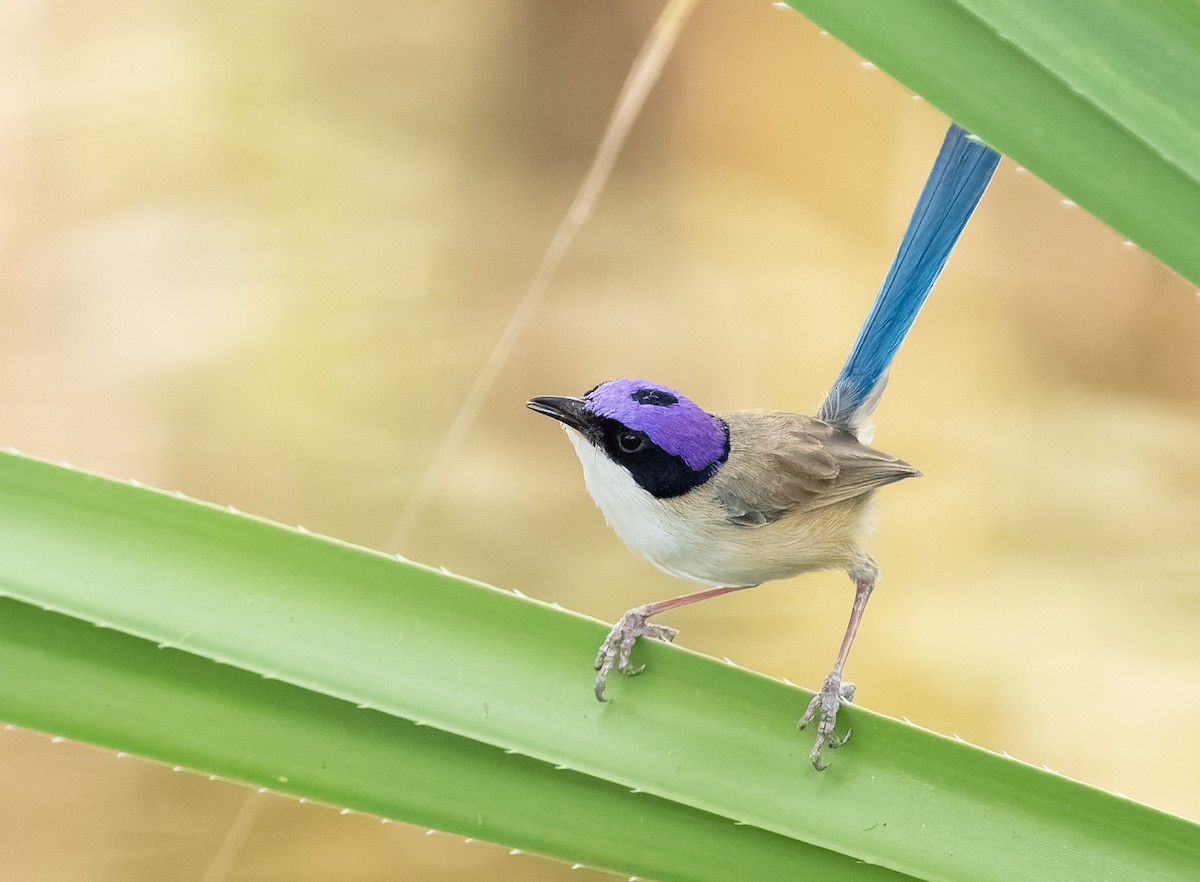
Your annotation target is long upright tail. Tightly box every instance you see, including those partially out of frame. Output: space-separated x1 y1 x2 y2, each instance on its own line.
818 124 1000 434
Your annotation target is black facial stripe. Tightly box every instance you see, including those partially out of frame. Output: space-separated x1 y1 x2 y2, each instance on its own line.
597 418 725 499
631 388 678 407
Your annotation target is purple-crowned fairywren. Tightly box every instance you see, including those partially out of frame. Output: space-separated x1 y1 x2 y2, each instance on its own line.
529 124 999 769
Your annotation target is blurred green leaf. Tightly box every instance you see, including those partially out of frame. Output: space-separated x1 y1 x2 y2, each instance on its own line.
789 0 1200 285
0 451 1197 880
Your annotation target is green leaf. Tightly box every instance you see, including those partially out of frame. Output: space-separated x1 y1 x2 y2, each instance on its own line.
786 0 1200 286
1 451 1197 880
0 599 880 882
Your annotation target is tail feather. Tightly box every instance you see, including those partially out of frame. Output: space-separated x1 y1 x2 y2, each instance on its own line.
819 124 1000 433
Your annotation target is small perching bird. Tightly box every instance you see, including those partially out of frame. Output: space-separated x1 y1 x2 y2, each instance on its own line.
528 124 1000 769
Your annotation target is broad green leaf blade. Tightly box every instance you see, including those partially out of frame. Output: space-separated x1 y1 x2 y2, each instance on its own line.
786 0 1200 286
0 452 1198 880
0 598 893 882
955 0 1200 183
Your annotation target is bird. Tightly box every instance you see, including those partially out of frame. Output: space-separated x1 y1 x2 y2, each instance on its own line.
528 124 1000 769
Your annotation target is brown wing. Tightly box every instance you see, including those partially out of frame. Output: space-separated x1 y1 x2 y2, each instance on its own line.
712 410 919 526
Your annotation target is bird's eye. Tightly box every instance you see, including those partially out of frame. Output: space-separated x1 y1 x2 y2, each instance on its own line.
618 432 644 453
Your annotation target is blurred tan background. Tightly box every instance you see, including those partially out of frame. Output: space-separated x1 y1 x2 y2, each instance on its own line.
1 0 1198 879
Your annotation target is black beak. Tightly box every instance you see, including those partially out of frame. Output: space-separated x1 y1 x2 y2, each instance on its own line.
526 395 591 433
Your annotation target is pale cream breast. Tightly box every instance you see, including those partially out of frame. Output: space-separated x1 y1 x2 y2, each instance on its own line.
564 427 874 587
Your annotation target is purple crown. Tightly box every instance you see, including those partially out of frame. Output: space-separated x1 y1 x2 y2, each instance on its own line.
585 379 727 470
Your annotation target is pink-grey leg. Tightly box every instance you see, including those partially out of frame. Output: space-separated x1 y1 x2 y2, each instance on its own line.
798 572 875 770
593 584 754 701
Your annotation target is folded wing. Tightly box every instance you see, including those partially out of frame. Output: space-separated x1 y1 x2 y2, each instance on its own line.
714 411 919 526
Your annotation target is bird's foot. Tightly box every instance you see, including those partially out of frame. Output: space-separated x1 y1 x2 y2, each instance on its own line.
593 607 678 701
797 671 856 771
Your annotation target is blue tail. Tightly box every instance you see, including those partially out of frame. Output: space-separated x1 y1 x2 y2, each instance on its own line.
818 124 1000 432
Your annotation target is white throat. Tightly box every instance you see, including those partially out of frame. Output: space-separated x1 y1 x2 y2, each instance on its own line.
562 427 722 584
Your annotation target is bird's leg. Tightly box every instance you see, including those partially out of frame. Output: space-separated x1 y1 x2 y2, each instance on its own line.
798 572 875 770
593 584 753 701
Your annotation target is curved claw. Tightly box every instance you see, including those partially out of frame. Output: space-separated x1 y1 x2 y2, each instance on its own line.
798 671 855 770
593 608 678 701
